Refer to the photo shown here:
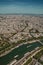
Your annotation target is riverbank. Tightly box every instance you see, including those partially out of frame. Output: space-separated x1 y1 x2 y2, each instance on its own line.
0 39 41 57
0 41 42 65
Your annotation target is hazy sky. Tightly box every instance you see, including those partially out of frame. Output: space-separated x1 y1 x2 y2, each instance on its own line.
0 0 43 14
